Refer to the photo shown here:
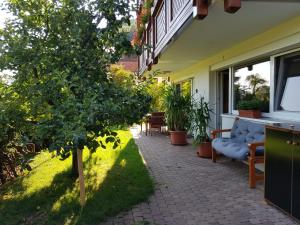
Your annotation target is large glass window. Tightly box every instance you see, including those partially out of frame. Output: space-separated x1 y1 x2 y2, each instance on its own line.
233 60 271 112
274 51 300 112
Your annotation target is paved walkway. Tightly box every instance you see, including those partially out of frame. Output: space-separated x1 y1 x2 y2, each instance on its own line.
101 127 298 225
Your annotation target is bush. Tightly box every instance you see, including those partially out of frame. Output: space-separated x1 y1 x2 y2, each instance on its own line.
237 99 262 110
147 81 166 112
0 82 34 185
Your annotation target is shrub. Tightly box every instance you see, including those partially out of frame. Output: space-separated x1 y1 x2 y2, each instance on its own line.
191 96 212 145
237 99 263 110
164 83 192 131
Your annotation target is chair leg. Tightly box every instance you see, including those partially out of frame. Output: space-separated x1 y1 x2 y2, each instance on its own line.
249 157 256 188
212 148 217 163
145 123 148 136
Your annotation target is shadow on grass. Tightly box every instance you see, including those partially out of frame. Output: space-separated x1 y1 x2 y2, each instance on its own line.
79 138 154 224
0 136 154 225
0 164 79 225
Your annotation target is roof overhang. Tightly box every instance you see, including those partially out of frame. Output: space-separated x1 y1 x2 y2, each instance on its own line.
149 0 300 75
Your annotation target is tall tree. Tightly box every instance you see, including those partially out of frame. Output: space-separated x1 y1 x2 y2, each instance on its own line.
246 73 267 96
0 0 150 177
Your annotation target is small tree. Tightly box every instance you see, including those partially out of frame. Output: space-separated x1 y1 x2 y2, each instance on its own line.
0 0 150 179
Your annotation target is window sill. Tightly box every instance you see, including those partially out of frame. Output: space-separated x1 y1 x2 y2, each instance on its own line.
221 113 298 125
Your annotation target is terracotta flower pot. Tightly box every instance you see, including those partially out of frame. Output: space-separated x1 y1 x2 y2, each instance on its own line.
170 131 187 145
239 110 261 119
197 142 212 158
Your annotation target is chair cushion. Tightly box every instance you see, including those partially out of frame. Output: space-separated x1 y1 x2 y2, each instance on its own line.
212 138 249 160
245 122 265 143
230 119 249 143
213 119 265 160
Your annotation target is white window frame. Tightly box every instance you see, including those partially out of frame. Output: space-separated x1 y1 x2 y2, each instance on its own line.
267 48 300 121
230 59 271 117
222 47 300 122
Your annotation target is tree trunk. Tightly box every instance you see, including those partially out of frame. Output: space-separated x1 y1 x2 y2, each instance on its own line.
0 150 5 185
77 148 86 206
72 150 79 177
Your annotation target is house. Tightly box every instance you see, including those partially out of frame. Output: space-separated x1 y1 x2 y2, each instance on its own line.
136 0 300 130
118 55 139 73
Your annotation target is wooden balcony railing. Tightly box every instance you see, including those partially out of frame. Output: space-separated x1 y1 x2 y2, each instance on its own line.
138 0 241 74
138 0 193 74
171 0 189 21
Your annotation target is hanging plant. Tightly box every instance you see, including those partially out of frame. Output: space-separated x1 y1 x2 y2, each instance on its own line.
131 32 142 55
142 1 153 24
141 6 151 24
137 24 144 39
133 0 153 48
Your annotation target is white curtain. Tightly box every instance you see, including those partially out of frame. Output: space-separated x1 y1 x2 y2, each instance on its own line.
274 52 300 111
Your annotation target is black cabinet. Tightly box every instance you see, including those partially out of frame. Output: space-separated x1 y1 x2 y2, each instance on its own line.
292 134 300 219
265 126 300 221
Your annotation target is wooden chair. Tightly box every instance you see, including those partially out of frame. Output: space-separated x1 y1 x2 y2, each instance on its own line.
148 112 165 135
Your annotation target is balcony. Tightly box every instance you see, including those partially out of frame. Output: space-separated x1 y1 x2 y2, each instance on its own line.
138 0 194 74
137 0 300 76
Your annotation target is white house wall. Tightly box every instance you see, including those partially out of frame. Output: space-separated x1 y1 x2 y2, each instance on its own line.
169 15 300 130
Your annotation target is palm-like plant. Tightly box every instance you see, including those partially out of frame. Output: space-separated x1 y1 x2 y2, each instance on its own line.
246 74 267 96
191 96 212 145
164 84 191 131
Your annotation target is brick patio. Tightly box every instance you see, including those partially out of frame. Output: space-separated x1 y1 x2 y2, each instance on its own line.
101 126 298 225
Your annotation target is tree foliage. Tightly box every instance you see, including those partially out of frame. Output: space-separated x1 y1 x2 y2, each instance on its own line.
0 80 33 184
146 80 166 112
0 0 151 178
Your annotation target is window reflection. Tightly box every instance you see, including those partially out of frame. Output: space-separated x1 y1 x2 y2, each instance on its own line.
233 61 271 112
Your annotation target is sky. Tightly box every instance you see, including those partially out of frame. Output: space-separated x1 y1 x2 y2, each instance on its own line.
0 3 14 83
0 6 10 29
235 61 271 88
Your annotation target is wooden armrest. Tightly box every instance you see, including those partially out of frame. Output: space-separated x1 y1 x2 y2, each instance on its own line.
211 129 231 138
248 142 265 148
248 142 265 157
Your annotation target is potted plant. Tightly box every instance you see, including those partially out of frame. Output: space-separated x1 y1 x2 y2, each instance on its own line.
164 84 191 145
191 96 212 158
237 99 262 118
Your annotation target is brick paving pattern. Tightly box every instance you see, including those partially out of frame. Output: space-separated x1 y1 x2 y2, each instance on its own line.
101 127 298 225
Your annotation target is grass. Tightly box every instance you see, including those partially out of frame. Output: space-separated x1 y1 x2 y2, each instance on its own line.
0 130 154 225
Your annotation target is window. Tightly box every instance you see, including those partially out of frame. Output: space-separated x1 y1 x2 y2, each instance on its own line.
233 60 271 112
274 51 300 112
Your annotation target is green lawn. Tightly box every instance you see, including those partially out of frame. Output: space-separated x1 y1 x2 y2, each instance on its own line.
0 130 154 225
